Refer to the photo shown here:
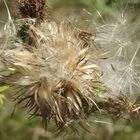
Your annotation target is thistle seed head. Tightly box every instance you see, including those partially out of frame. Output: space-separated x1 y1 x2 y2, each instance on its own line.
0 20 100 128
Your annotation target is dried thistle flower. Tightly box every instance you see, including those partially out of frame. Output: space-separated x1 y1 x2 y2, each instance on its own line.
98 96 139 121
0 19 100 128
16 0 47 45
18 0 46 21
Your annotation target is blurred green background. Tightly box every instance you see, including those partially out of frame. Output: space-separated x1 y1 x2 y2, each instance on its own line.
0 0 140 140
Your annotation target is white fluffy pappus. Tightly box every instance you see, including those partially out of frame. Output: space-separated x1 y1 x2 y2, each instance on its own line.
94 11 140 97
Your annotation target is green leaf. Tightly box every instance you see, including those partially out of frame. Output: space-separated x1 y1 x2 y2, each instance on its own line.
0 94 5 105
0 86 9 105
0 86 9 92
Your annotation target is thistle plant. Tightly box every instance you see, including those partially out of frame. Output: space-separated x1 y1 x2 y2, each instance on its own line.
0 0 101 128
0 0 140 132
